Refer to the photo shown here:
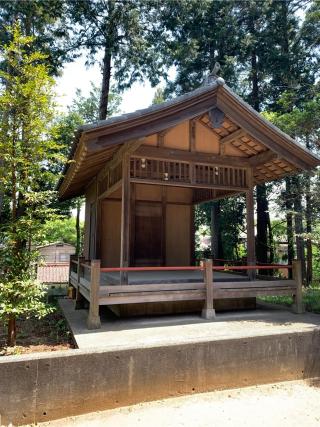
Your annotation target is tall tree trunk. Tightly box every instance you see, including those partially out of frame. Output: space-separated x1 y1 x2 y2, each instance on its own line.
99 0 116 122
75 198 81 256
305 178 313 285
256 184 269 264
7 314 16 347
99 45 112 120
305 137 312 285
250 45 270 268
211 201 223 260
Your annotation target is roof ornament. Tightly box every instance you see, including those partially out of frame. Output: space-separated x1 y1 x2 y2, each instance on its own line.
204 62 225 86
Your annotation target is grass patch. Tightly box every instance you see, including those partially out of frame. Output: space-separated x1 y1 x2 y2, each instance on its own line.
261 285 320 314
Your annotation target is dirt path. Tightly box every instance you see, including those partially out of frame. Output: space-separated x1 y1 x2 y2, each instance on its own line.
36 379 320 427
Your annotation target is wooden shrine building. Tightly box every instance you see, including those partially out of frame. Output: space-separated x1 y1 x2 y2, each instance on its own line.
58 76 320 327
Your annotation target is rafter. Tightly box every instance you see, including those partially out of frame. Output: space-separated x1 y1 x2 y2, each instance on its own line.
220 129 247 145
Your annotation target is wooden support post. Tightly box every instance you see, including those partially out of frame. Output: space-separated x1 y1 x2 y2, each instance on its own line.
120 155 130 284
87 259 101 329
201 259 216 320
246 169 256 280
292 259 305 314
190 205 195 265
75 256 85 309
68 254 77 298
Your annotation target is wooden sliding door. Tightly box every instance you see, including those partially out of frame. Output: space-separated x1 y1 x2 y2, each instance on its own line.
133 202 163 266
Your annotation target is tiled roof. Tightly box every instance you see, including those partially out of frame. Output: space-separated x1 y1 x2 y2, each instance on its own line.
37 263 69 284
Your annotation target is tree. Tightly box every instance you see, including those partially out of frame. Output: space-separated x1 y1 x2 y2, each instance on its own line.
0 25 59 346
67 0 164 120
195 197 245 261
157 0 241 96
262 0 320 280
69 82 121 122
152 87 165 105
0 0 72 75
37 217 84 248
265 89 320 282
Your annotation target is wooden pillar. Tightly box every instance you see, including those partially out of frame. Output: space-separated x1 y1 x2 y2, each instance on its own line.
246 169 256 280
201 259 216 320
87 259 101 329
120 155 130 284
75 256 85 309
190 205 195 265
68 254 77 298
161 186 167 265
292 259 305 314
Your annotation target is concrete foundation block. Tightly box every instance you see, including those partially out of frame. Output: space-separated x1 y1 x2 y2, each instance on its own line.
201 308 216 320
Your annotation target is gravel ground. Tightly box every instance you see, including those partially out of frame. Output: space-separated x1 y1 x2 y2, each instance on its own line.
36 379 320 427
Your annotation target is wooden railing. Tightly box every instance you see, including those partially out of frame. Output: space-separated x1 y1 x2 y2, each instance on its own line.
130 156 248 190
69 259 304 330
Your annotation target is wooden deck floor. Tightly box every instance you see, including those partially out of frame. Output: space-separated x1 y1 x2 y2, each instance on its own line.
101 270 248 285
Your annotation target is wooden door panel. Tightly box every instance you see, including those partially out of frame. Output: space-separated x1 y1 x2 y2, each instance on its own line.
134 202 163 266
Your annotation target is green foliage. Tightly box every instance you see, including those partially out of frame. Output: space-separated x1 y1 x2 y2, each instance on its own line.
67 0 165 87
69 82 121 122
38 217 84 248
195 197 245 260
157 0 241 96
262 285 320 314
152 87 165 105
0 277 52 323
0 0 71 75
0 24 59 345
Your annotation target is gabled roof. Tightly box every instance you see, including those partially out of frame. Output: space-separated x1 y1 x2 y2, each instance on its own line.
58 78 320 200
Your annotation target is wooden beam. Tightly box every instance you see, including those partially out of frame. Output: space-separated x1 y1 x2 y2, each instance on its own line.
120 154 130 284
189 119 196 152
220 129 246 145
130 178 248 192
97 139 143 182
248 150 277 167
157 130 166 147
198 118 222 138
246 168 256 280
134 145 251 168
98 179 122 200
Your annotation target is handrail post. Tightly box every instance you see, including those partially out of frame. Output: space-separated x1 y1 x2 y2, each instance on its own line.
87 259 101 329
75 256 85 309
292 259 305 314
69 254 77 285
68 254 77 299
201 259 216 320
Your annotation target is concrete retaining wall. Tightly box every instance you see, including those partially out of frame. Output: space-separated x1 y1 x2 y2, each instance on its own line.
1 330 320 425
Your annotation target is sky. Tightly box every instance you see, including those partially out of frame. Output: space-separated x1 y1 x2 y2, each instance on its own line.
56 55 157 115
